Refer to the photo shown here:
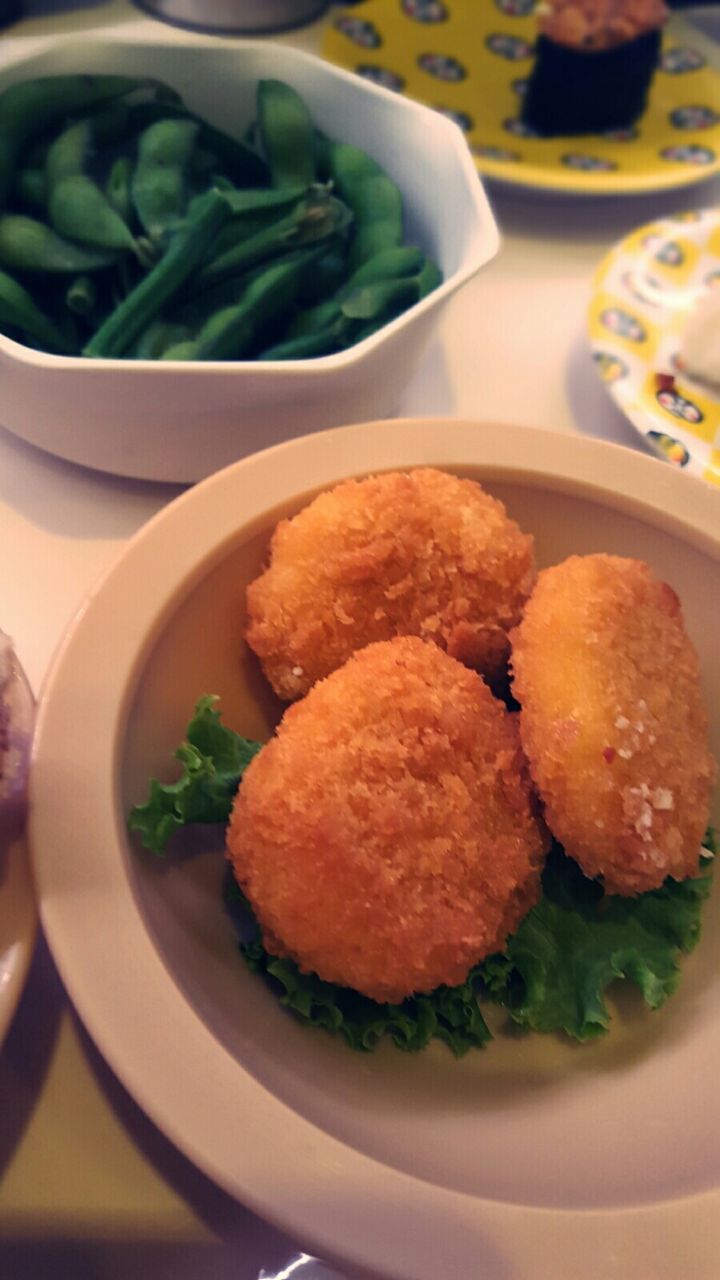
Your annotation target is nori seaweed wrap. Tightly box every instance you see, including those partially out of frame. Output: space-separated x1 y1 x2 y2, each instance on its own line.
521 0 668 137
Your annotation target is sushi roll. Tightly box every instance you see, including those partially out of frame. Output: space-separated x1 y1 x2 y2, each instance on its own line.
521 0 669 137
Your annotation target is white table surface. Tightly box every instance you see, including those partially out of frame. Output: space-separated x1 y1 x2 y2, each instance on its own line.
0 3 719 1278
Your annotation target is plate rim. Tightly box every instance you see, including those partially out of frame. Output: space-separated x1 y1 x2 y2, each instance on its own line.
28 418 720 1280
587 206 720 481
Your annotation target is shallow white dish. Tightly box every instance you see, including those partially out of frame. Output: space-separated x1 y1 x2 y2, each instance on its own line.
29 419 720 1280
0 646 36 1046
0 34 497 484
588 208 720 486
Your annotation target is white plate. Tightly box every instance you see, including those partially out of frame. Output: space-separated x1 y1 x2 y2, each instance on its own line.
0 648 36 1046
29 419 720 1280
588 207 720 485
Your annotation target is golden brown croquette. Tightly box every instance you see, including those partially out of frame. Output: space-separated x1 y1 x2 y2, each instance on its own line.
227 636 548 1002
511 554 716 895
245 468 535 700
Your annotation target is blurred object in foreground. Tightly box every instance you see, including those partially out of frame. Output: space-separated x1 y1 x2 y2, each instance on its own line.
133 0 328 34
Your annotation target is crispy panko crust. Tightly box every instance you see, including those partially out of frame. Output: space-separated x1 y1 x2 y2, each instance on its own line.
511 554 716 895
245 468 535 700
227 636 547 1002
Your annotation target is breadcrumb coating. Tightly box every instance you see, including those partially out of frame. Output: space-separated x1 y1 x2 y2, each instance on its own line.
245 468 535 700
511 554 716 895
227 637 547 1002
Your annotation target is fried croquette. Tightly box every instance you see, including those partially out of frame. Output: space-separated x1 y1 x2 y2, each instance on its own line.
511 554 716 896
227 636 547 1003
245 468 535 700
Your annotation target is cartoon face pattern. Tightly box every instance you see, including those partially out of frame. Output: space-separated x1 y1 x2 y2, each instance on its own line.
660 144 716 165
504 117 539 138
655 240 684 266
562 153 617 172
669 105 719 131
471 143 520 161
355 65 406 91
334 16 382 47
417 52 466 81
401 0 448 22
660 47 706 74
495 0 536 14
600 307 646 341
647 431 690 465
593 351 628 383
601 126 639 143
656 388 703 424
485 33 533 60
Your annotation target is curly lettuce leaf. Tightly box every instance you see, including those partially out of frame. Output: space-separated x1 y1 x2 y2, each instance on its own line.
479 842 714 1041
128 695 262 854
242 939 492 1057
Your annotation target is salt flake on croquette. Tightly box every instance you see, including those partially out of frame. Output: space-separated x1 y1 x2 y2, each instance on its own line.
245 468 536 700
227 636 548 1003
511 554 716 895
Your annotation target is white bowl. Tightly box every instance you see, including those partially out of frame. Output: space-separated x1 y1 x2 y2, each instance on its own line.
29 419 720 1280
0 35 498 484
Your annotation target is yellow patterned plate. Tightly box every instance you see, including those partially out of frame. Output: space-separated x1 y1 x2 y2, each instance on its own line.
588 209 720 485
322 0 720 194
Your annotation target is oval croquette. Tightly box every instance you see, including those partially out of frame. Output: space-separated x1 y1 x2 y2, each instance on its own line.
227 636 548 1003
511 554 716 895
245 468 536 700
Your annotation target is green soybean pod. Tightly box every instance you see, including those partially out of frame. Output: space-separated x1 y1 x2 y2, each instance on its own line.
65 274 97 317
193 252 313 360
45 120 92 188
346 174 403 270
159 339 198 360
258 320 343 361
50 175 138 253
132 118 200 240
124 99 269 187
327 141 383 196
134 319 190 359
0 215 119 273
83 188 232 358
0 75 150 209
285 297 341 338
341 276 420 321
0 267 74 352
345 246 426 288
105 156 133 223
257 80 316 189
194 193 347 292
417 257 442 298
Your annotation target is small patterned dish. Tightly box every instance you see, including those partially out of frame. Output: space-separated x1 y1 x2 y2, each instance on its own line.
322 0 720 195
587 208 720 486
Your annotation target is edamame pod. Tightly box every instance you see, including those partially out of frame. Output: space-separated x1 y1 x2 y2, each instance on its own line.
65 274 97 317
45 120 91 188
105 156 133 222
258 321 343 360
83 188 232 358
257 80 316 189
132 118 200 240
0 75 149 208
50 175 138 253
193 252 313 360
346 174 403 269
341 276 420 321
0 267 73 352
346 246 426 288
195 193 350 292
0 215 119 273
328 141 382 198
417 257 442 298
134 319 190 359
124 100 269 187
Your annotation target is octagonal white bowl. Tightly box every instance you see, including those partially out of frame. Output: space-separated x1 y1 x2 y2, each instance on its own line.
29 419 720 1280
0 35 498 484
